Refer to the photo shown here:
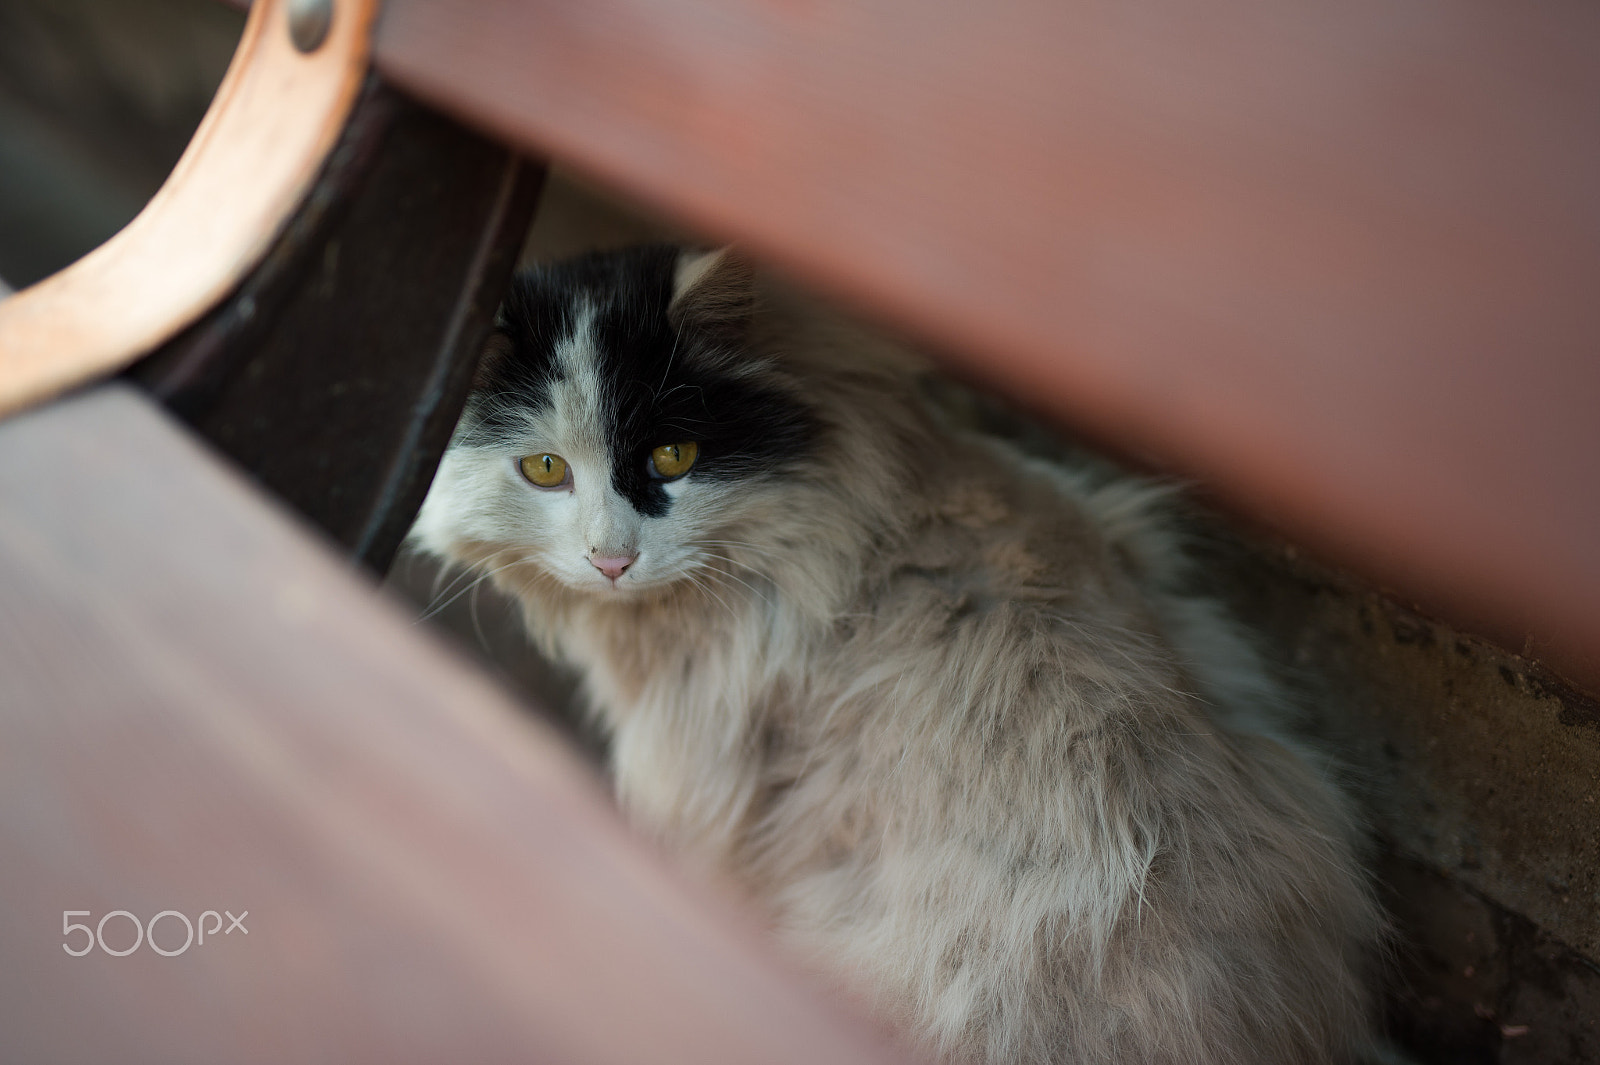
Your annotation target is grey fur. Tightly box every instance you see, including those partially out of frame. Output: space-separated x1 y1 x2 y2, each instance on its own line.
411 248 1384 1064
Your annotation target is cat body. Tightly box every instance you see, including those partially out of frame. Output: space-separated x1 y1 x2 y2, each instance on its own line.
410 245 1383 1065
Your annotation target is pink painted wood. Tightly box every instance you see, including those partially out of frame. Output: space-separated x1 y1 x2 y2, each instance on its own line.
0 385 912 1065
374 0 1600 690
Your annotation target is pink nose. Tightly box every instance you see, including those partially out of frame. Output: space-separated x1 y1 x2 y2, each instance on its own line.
589 553 636 580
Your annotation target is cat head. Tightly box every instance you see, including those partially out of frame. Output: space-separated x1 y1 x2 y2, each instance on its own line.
410 244 819 599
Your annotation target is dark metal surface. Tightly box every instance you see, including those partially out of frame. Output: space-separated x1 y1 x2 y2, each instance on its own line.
288 0 333 52
134 79 542 572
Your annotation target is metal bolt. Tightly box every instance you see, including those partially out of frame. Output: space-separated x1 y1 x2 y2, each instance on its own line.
288 0 334 53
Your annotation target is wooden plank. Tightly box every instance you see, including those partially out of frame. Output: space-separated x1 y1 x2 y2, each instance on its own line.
0 384 909 1065
372 0 1600 689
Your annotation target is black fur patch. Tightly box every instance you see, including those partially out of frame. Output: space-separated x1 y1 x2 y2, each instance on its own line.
464 245 817 517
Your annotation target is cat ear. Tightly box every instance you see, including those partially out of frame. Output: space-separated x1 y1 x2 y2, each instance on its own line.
669 246 753 337
471 328 515 390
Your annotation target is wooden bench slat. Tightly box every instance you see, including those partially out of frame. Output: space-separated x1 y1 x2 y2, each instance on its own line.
0 384 908 1065
372 0 1600 687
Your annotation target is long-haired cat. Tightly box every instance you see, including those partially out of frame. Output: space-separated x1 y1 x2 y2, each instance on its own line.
409 244 1385 1065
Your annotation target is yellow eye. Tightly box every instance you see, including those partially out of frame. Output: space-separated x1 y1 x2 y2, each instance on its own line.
519 453 569 488
649 441 699 480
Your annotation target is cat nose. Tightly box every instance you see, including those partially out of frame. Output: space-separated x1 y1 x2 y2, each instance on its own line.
589 552 637 580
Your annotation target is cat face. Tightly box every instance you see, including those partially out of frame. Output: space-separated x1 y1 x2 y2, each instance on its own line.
411 245 816 597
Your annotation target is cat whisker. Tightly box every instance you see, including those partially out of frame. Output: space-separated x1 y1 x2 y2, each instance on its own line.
414 554 540 624
692 540 789 562
469 576 492 651
656 382 705 405
688 539 786 570
689 545 778 607
704 564 774 609
429 560 464 603
681 562 742 626
421 558 482 610
656 327 681 395
698 550 777 584
689 537 782 553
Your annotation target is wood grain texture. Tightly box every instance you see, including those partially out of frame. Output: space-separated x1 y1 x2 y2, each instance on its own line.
0 384 910 1065
373 0 1600 689
0 0 377 418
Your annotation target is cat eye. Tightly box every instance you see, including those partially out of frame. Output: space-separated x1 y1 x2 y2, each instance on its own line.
648 441 699 480
519 453 570 489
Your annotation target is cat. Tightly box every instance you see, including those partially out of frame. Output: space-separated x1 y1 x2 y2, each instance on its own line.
408 244 1386 1065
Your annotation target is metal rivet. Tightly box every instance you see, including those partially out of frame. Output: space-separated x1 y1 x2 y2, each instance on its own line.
288 0 334 53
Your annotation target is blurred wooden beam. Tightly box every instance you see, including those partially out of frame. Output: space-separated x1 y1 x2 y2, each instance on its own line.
373 0 1600 690
0 384 908 1065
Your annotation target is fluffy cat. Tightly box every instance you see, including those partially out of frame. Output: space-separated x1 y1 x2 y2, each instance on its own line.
409 244 1385 1065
